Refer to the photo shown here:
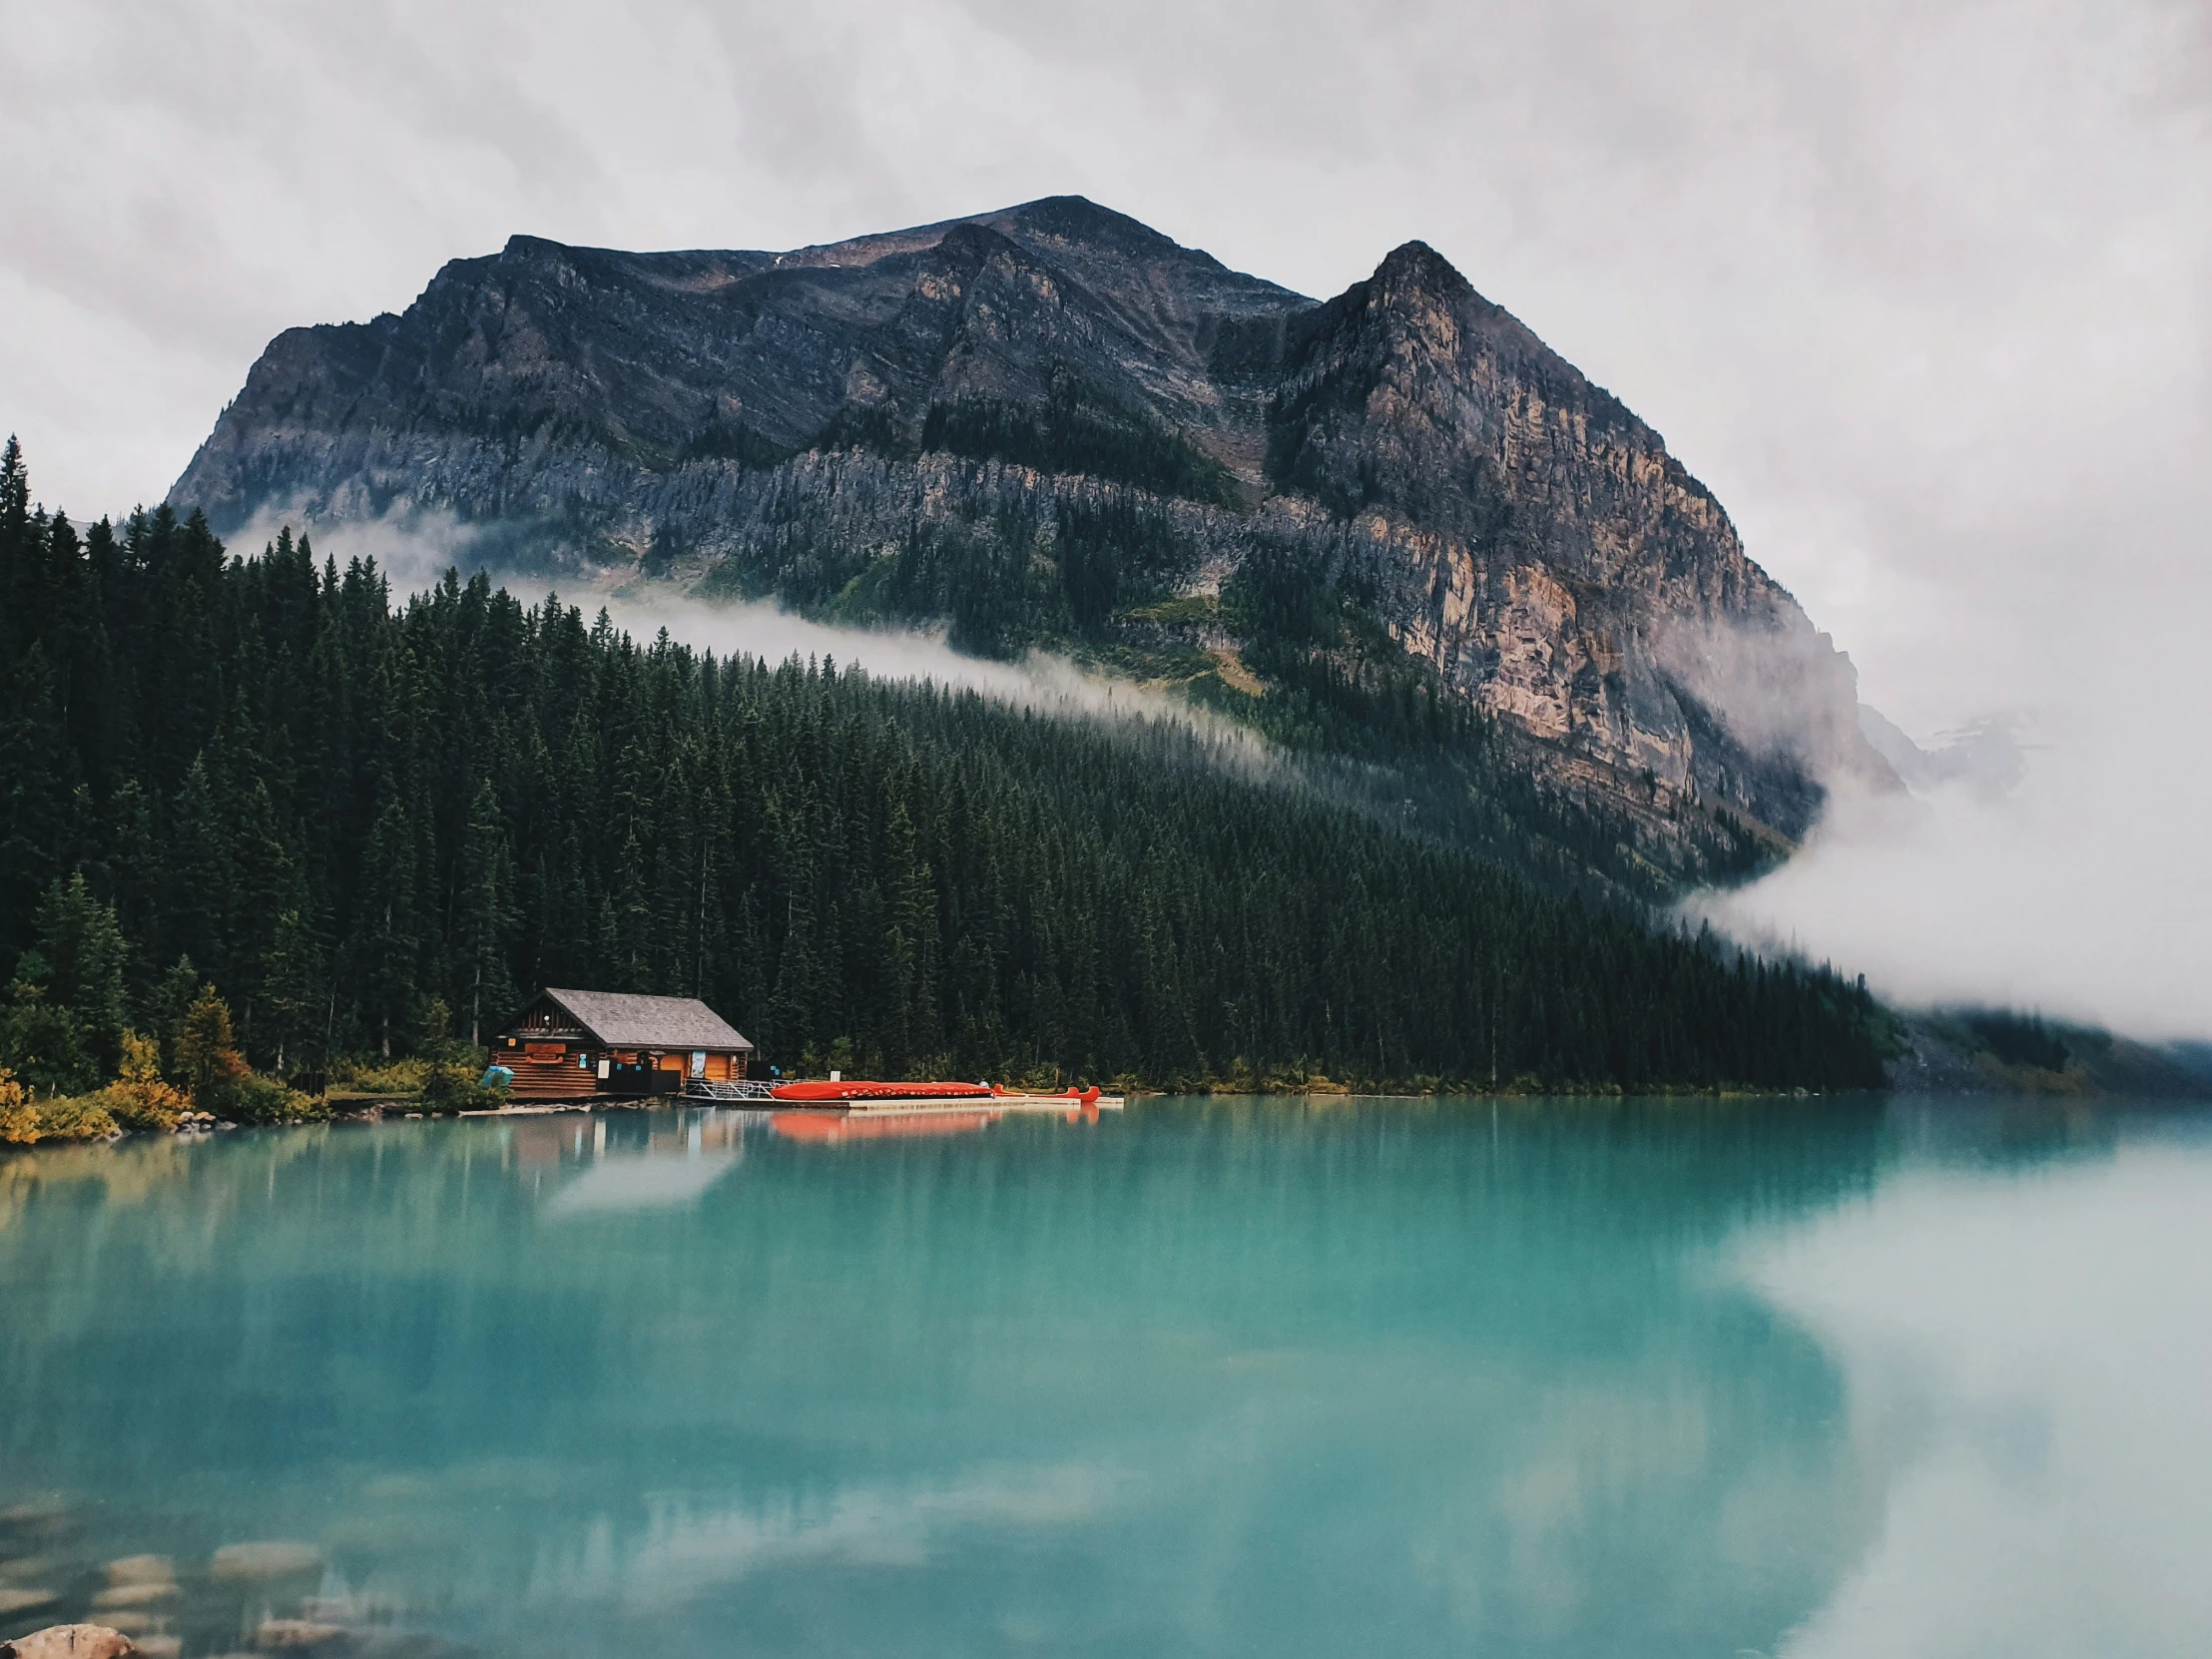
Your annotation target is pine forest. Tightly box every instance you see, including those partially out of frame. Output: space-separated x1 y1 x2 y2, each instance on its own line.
0 439 1888 1123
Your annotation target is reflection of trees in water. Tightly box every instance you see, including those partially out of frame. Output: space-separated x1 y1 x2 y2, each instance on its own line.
1884 1092 2128 1173
0 1129 324 1237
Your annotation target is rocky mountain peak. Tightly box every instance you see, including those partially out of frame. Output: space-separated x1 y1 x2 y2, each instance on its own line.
1369 239 1476 302
170 199 1895 866
500 232 564 261
996 194 1203 262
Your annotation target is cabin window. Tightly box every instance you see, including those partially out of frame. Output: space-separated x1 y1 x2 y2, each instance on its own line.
579 1053 591 1069
691 1050 707 1078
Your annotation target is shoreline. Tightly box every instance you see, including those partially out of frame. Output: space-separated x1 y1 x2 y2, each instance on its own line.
14 1083 2207 1158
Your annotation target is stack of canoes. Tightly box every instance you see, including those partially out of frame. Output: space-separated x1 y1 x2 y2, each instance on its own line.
767 1080 1113 1112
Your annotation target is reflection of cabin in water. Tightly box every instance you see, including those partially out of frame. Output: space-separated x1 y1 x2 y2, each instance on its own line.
495 988 755 1101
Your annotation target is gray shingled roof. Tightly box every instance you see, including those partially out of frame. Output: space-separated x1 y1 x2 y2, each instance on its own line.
541 988 754 1050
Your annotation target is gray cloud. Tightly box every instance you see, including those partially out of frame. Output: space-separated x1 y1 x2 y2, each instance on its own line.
4 0 2208 1032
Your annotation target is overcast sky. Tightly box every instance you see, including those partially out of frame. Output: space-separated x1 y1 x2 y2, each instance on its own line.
5 0 2209 1032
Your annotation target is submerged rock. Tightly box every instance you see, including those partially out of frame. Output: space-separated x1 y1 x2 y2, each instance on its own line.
0 1626 138 1659
210 1543 320 1580
97 1562 172 1591
87 1558 174 1617
91 1617 168 1641
0 1591 58 1618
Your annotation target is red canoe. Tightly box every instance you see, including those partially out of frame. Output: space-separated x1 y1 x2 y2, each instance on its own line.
766 1080 1101 1105
768 1079 996 1102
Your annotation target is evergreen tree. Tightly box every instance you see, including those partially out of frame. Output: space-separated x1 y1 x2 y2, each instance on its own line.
28 872 131 1077
175 985 249 1105
454 780 518 1046
261 908 327 1076
149 956 205 1081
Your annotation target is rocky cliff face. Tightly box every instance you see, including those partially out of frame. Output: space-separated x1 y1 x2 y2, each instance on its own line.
173 195 1892 850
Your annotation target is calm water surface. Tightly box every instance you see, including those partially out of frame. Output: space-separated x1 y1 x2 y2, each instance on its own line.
4 1096 2210 1658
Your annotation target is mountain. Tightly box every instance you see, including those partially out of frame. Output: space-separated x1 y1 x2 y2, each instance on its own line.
1857 705 2026 801
172 196 1894 868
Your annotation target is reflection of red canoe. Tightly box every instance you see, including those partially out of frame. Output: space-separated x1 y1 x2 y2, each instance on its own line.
772 1110 998 1142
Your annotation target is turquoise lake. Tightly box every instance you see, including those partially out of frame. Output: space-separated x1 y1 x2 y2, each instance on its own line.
5 1096 2211 1658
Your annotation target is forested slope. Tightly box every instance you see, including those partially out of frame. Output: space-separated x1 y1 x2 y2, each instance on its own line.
0 441 1886 1091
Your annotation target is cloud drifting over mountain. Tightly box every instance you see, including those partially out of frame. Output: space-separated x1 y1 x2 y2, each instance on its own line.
4 0 2208 1032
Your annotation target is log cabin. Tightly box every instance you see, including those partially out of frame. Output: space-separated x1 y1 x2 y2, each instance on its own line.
494 988 755 1102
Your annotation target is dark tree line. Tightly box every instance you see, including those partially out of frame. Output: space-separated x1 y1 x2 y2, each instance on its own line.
0 439 1887 1091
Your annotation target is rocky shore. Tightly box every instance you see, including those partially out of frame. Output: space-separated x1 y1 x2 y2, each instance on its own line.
0 1517 460 1659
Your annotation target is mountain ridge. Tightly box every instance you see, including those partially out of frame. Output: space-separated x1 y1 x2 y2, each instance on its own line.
172 195 1895 872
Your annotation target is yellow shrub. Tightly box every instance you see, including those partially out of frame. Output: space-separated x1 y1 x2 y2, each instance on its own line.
0 1067 33 1145
0 1069 120 1144
104 1030 191 1131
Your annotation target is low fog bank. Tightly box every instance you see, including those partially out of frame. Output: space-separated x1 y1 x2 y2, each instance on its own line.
605 587 1283 777
1695 671 2212 1042
1656 602 2205 1046
234 507 1283 777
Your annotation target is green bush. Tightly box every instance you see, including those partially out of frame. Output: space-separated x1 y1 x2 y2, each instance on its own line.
219 1071 325 1125
330 1056 430 1096
419 1058 505 1114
